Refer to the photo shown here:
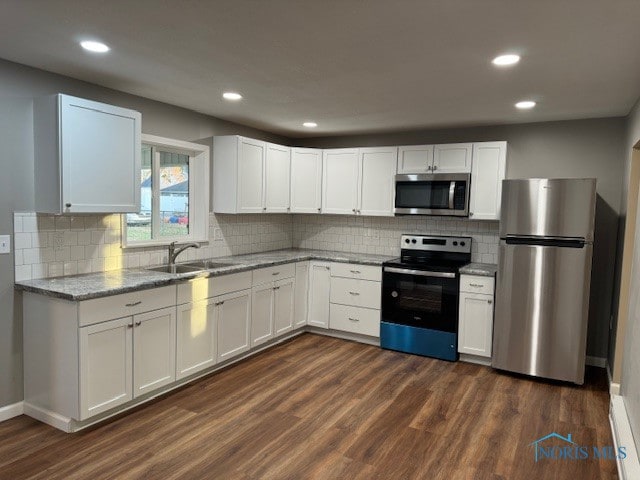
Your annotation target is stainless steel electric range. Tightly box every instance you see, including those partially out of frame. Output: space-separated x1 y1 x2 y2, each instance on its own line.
380 234 472 361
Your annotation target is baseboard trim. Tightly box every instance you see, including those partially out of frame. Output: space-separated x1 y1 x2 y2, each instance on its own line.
459 353 492 366
610 395 640 480
0 401 24 422
607 362 621 395
586 355 607 368
23 403 72 432
305 326 380 346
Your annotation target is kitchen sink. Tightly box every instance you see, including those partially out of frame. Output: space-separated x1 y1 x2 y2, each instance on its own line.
146 264 205 274
181 260 236 269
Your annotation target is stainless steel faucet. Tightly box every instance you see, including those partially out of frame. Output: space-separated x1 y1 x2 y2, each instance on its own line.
168 241 200 265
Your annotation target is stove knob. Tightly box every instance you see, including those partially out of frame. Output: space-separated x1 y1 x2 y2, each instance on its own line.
405 238 410 244
411 239 417 244
453 241 458 246
460 241 466 246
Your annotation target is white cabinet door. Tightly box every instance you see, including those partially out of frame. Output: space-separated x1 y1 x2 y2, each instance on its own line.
79 317 133 420
433 143 472 173
133 307 176 398
251 283 275 346
458 292 494 357
294 262 309 328
217 289 251 362
358 147 397 216
290 148 322 213
397 145 433 174
274 277 295 335
308 262 331 329
322 149 359 214
176 298 217 379
469 142 507 221
265 143 291 213
237 137 266 213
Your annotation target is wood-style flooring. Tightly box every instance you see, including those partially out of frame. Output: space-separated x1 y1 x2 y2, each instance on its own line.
0 334 616 479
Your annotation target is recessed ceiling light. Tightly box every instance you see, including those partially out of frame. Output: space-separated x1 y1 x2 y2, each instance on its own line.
80 40 110 53
303 122 317 128
492 54 520 66
223 92 242 101
515 100 536 109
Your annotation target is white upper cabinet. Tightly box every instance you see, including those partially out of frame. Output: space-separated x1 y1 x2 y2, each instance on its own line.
213 136 292 214
34 94 141 214
322 149 360 214
469 141 507 220
358 147 398 216
433 143 472 173
397 145 433 174
290 148 322 213
265 142 291 212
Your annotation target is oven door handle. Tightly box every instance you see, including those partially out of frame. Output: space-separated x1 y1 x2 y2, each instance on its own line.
448 181 456 210
383 267 456 278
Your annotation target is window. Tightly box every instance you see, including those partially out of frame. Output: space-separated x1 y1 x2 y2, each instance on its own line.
122 134 209 247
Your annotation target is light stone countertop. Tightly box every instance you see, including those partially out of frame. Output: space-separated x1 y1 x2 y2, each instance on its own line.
458 262 498 277
14 249 396 301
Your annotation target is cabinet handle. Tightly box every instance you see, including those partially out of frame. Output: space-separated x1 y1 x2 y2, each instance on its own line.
350 270 361 274
263 207 267 211
427 165 432 171
352 208 356 213
433 165 438 171
215 301 225 306
272 272 280 276
317 208 321 212
488 300 492 304
348 317 359 322
65 203 72 208
349 291 360 296
325 266 331 270
274 286 280 290
135 321 142 326
469 212 474 217
125 301 142 307
127 323 133 329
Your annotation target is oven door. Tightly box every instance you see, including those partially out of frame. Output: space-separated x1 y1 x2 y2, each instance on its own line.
394 173 469 216
381 266 459 332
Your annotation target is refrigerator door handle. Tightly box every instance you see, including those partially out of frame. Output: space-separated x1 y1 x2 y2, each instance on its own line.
503 236 587 248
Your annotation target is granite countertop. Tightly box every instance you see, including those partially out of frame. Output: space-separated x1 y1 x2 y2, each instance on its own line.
459 262 498 277
14 249 395 301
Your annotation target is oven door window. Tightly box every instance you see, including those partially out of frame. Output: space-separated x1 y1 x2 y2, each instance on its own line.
382 271 458 332
395 181 452 210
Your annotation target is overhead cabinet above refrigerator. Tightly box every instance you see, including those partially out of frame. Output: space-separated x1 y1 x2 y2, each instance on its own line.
33 94 142 214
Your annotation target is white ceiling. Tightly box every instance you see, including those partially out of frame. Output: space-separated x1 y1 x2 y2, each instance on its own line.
1 0 640 137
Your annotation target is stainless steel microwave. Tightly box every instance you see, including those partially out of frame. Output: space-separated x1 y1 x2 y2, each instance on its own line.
394 173 470 216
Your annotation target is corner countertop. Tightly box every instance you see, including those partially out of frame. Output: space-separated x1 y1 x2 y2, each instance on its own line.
459 262 498 277
14 249 395 301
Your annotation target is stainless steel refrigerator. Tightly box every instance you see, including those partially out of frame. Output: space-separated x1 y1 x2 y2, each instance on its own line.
492 178 596 384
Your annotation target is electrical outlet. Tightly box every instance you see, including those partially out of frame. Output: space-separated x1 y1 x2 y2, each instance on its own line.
0 235 10 254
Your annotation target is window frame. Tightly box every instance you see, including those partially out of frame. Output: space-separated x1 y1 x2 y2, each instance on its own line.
121 134 209 248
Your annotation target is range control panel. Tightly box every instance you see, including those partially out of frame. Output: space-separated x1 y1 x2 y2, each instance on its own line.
400 234 472 254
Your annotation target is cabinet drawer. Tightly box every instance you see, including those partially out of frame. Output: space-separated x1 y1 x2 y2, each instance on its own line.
79 285 176 327
460 275 495 295
177 271 251 304
330 263 381 282
329 304 380 337
252 263 295 286
329 277 381 309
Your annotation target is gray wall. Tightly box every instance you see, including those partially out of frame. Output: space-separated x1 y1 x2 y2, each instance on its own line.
621 100 640 453
0 59 288 409
295 118 627 359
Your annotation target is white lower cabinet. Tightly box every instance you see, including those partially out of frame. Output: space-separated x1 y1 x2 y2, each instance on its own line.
274 277 295 335
294 262 309 328
133 307 176 397
458 274 495 358
308 262 331 328
251 283 275 346
176 299 217 379
217 289 251 362
79 317 133 420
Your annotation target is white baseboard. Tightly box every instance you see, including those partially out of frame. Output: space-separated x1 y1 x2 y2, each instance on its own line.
0 401 24 422
586 355 607 368
23 403 72 432
610 395 640 480
607 362 621 395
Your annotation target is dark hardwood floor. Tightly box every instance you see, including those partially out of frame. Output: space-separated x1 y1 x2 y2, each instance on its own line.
0 334 616 479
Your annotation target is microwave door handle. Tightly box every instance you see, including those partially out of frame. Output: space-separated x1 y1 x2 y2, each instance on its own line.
448 181 455 210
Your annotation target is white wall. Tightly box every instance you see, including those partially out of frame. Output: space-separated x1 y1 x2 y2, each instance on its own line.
620 99 640 454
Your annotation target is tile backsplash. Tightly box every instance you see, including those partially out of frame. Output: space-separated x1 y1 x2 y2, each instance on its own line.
13 212 292 281
292 215 499 262
13 212 498 281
